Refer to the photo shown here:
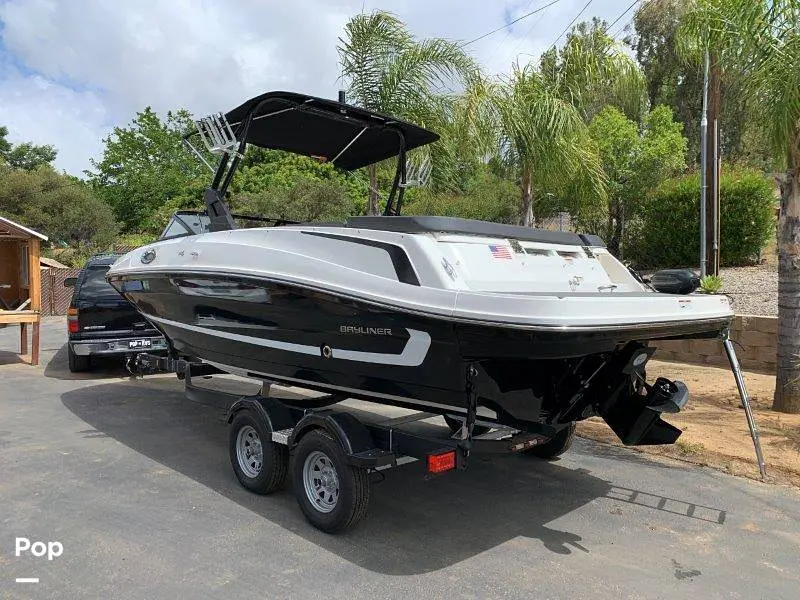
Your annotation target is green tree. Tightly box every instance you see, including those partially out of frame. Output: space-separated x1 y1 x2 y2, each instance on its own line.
225 148 367 220
403 165 518 223
233 149 364 201
337 11 477 214
0 125 57 170
678 0 800 413
493 63 606 226
541 18 647 123
629 0 771 166
585 105 687 255
0 166 117 248
230 179 357 224
87 107 208 233
424 75 502 194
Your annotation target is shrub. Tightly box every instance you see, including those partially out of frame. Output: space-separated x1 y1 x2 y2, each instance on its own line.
231 179 357 223
403 170 518 223
627 169 775 268
0 166 118 248
699 275 723 293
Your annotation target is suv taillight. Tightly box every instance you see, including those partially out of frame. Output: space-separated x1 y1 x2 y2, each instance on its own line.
67 308 79 333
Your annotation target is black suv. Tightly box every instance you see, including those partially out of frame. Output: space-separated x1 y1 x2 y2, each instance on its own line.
65 253 167 372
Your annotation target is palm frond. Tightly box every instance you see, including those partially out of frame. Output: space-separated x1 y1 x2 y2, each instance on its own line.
678 0 800 166
494 63 607 208
337 11 413 111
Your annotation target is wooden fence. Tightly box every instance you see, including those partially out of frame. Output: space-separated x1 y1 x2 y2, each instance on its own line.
40 268 81 316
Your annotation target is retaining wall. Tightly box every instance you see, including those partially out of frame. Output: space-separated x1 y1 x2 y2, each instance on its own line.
653 314 777 374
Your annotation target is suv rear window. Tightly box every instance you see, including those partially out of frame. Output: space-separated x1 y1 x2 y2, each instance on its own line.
80 266 119 298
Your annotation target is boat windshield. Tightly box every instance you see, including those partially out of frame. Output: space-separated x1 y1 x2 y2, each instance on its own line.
158 211 299 240
160 213 211 240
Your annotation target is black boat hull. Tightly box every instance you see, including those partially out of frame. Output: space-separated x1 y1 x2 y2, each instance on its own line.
109 272 731 441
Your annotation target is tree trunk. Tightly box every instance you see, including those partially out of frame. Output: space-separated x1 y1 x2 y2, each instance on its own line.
368 163 379 215
521 167 533 227
773 166 800 413
608 198 624 257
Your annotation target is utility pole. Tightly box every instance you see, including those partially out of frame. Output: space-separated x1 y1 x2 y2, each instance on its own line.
705 54 722 276
700 51 709 277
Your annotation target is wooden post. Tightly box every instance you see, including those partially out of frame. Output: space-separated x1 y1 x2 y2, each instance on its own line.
29 239 41 312
28 238 41 366
20 322 28 355
31 322 40 366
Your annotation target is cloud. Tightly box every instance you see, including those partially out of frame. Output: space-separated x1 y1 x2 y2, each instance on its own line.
0 0 634 175
0 69 110 175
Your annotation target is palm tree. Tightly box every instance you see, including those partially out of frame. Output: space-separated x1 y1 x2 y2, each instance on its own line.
424 73 501 193
540 19 647 124
337 11 477 214
493 63 606 227
679 0 800 413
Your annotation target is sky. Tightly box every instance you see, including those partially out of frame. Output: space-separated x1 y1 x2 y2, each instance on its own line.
0 0 638 176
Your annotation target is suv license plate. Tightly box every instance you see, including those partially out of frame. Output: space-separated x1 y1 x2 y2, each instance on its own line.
128 339 152 349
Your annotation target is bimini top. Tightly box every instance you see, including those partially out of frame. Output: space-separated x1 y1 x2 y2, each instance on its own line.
223 91 440 171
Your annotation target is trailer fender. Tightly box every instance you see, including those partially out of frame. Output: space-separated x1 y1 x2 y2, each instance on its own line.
226 395 295 434
288 412 382 467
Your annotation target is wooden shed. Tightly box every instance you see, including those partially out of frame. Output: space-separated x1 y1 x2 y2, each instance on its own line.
0 215 46 365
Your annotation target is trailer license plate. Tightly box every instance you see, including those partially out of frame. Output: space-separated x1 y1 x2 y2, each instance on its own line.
128 339 152 349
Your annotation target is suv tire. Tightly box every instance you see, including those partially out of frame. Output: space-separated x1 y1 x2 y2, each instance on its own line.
68 345 91 372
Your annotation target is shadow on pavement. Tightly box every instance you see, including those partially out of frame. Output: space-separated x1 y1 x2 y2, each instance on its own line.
44 343 134 381
61 378 727 575
0 349 26 366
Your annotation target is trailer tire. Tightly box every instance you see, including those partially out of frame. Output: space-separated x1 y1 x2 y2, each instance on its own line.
292 430 369 533
229 410 289 494
524 422 576 459
443 414 490 437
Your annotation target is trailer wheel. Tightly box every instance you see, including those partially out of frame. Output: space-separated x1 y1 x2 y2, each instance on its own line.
443 414 490 437
524 422 576 459
292 430 369 533
229 410 289 494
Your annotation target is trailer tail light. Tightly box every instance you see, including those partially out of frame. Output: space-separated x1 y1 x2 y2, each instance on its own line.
67 308 79 333
427 450 456 474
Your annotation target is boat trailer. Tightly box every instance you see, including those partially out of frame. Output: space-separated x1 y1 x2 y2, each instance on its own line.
134 354 579 532
133 330 766 533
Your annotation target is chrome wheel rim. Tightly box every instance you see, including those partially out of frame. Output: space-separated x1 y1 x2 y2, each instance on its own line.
302 450 339 513
236 425 263 478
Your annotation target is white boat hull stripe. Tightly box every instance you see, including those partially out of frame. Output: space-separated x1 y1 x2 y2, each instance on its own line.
143 313 431 367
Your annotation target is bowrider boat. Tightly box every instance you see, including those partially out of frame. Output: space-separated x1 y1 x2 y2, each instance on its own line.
107 91 733 447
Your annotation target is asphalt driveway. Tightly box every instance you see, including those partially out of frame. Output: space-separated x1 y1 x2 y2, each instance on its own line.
1 318 798 599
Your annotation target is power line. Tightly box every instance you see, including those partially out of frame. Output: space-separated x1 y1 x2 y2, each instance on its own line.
547 0 593 51
510 0 555 60
462 0 565 47
609 0 645 40
485 0 537 64
607 0 641 32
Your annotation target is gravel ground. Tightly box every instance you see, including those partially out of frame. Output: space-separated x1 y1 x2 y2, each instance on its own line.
719 264 778 316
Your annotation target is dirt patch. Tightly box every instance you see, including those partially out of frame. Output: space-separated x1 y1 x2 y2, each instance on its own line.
577 360 800 488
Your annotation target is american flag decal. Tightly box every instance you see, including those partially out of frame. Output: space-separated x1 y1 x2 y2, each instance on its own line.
489 244 513 259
